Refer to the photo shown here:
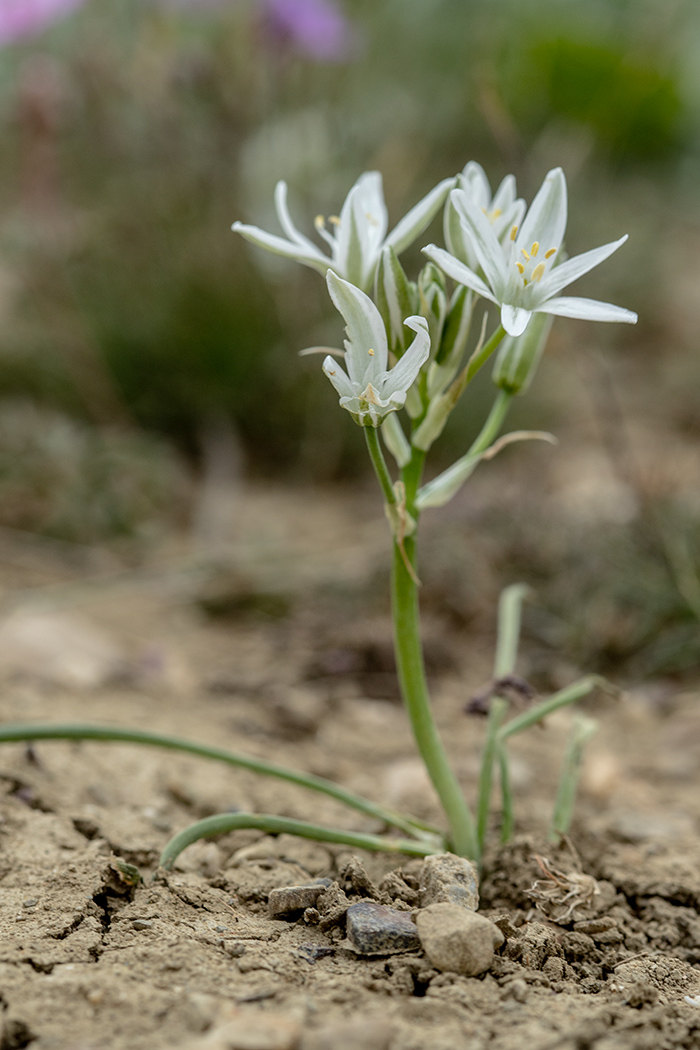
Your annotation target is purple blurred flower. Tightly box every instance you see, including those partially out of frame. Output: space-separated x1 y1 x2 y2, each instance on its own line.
260 0 355 61
0 0 86 45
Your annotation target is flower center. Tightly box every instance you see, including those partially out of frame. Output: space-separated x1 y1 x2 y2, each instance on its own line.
360 383 382 405
514 240 557 287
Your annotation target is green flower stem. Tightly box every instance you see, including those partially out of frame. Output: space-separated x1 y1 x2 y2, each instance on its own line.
159 812 441 870
467 390 513 459
497 676 604 741
0 723 440 842
549 715 598 842
476 584 530 852
391 535 478 860
365 425 396 505
466 324 507 382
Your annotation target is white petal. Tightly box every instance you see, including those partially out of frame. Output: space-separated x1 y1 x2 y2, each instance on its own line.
273 181 322 253
326 271 389 384
322 355 355 399
460 162 491 208
538 236 629 299
232 222 329 274
535 297 638 324
450 189 508 294
385 177 455 257
422 244 495 301
517 168 567 256
490 173 518 214
501 304 532 337
379 316 431 398
337 172 386 289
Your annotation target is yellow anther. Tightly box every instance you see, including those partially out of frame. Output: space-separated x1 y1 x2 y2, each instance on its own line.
516 262 524 274
491 207 503 220
532 262 545 283
328 215 341 226
545 248 557 259
521 248 531 262
368 348 375 356
510 225 518 241
314 215 325 229
531 241 540 257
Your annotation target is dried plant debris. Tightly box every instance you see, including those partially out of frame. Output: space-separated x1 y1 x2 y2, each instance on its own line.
526 853 605 923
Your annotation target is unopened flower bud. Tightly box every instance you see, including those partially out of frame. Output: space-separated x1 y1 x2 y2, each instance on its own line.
492 312 553 395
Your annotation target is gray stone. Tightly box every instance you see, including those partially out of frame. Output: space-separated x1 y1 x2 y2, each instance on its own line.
267 879 332 918
416 903 504 976
132 919 153 931
419 853 479 911
345 901 420 955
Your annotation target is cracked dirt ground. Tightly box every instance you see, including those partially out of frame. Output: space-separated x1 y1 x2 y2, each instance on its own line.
0 482 699 1049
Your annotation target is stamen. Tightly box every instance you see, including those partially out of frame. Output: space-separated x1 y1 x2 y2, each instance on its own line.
328 215 341 226
510 225 518 241
521 248 531 262
516 262 524 274
545 248 556 259
365 212 380 227
531 241 540 257
368 348 375 356
532 262 545 283
491 208 502 220
314 215 325 230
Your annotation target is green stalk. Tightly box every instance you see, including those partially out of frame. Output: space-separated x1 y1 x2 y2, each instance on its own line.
0 723 440 842
467 390 513 458
365 425 396 505
476 584 530 851
476 697 508 851
466 324 507 382
497 744 514 843
382 444 478 859
549 715 598 842
497 676 604 741
160 812 441 870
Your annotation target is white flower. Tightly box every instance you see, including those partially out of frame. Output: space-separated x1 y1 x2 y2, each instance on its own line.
319 271 430 426
233 171 454 292
424 167 638 337
444 161 524 271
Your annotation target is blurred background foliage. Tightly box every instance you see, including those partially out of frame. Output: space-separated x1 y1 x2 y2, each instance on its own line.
1 0 700 678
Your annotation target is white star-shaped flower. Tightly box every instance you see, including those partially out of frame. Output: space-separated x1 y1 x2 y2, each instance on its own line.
424 167 637 337
444 161 525 271
233 172 453 292
318 271 430 426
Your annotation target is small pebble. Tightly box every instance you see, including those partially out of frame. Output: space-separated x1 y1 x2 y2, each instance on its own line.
345 901 420 955
132 919 153 931
416 903 504 976
419 853 479 911
268 880 332 918
22 899 38 908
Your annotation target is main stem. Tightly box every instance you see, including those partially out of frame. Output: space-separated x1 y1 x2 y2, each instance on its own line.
391 447 478 859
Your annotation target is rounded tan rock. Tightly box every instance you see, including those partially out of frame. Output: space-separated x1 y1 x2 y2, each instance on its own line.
416 903 504 976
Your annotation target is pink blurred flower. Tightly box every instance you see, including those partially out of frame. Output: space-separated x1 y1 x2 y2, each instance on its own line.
261 0 355 61
0 0 86 45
